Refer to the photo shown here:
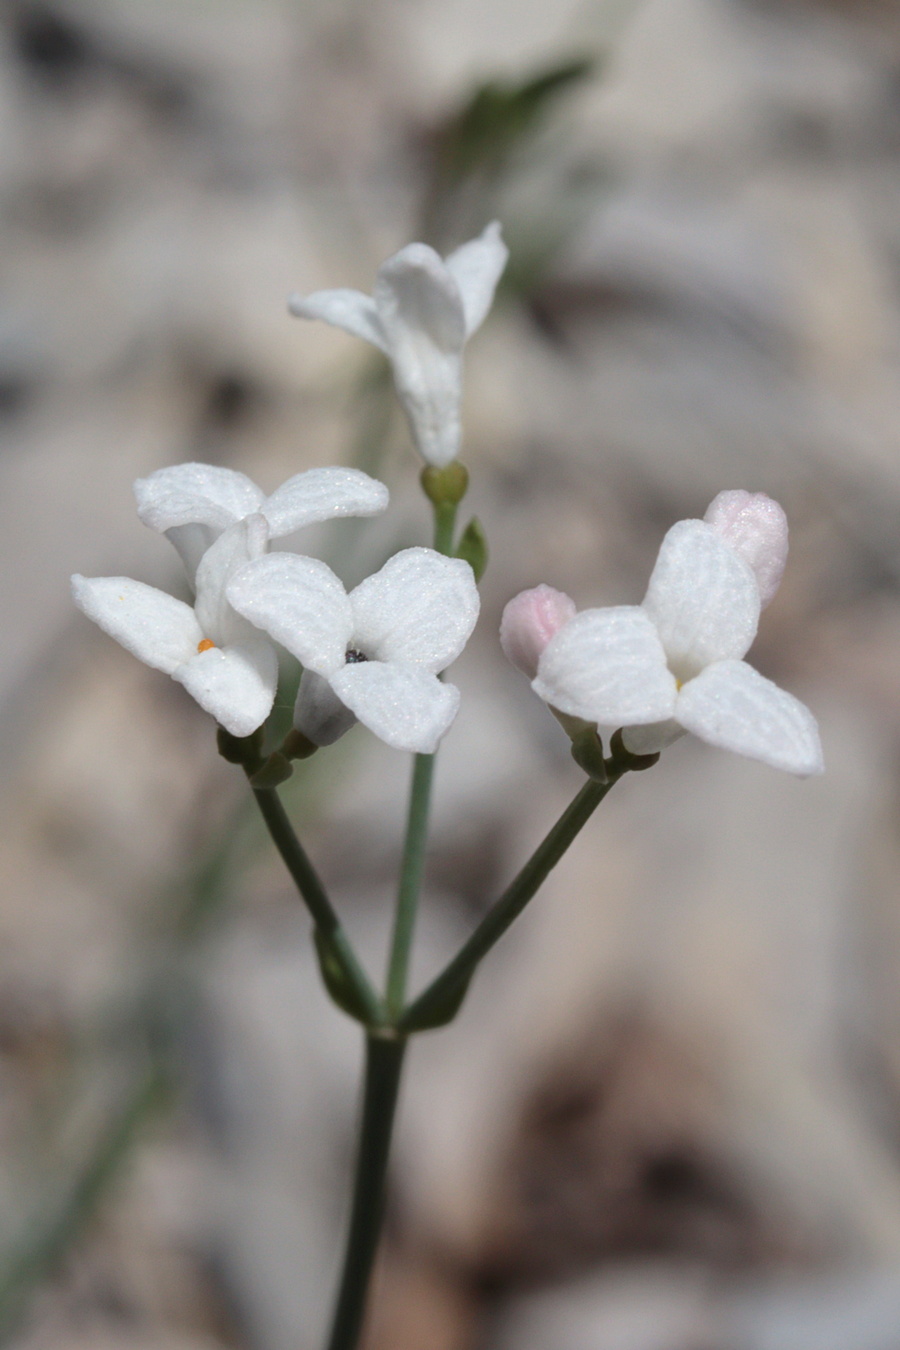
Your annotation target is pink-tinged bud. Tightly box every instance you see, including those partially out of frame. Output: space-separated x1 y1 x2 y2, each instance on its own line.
500 585 577 678
704 490 789 608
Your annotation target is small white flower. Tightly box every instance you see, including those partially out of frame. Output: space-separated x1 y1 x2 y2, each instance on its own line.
134 462 389 582
531 507 823 776
227 547 480 753
72 516 279 737
288 222 509 468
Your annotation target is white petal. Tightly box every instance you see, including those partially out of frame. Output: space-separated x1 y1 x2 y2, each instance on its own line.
72 574 201 674
330 661 460 753
533 606 678 724
293 670 357 746
261 467 389 539
643 519 760 679
375 244 467 351
163 524 218 585
226 552 353 675
194 515 269 646
287 288 387 352
375 244 467 467
348 548 480 672
675 659 824 775
444 221 508 336
174 638 278 738
134 463 265 533
621 720 685 756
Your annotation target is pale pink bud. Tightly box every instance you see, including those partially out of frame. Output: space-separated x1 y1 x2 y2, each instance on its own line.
500 585 577 678
704 490 789 608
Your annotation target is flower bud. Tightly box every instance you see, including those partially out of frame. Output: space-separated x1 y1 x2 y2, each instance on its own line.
500 585 577 678
704 490 789 608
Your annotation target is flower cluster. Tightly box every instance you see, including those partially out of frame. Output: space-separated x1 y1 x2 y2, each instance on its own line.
502 491 822 776
73 462 480 751
73 221 821 783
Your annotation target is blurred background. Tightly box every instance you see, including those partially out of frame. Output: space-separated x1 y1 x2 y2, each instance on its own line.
2 0 900 1346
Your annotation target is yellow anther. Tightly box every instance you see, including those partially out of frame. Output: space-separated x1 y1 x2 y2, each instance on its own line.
197 638 216 653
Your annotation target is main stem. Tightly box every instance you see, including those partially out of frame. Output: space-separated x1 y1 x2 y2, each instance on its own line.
325 1034 406 1350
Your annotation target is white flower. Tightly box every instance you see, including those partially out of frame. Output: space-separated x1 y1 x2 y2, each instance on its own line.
72 516 278 738
134 462 389 583
531 510 823 776
288 222 509 468
227 547 480 753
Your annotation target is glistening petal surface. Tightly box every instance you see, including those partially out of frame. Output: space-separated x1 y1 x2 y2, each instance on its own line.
444 222 508 335
72 575 201 674
533 606 678 724
675 659 824 775
331 661 460 753
374 244 467 352
287 288 387 351
349 548 480 671
374 247 466 465
134 463 264 532
174 638 278 738
227 553 353 674
194 515 269 646
262 467 389 538
643 519 760 678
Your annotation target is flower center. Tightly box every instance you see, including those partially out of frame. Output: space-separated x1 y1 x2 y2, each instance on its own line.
345 649 368 664
197 638 216 653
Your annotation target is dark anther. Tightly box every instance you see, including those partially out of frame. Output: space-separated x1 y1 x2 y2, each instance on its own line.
345 649 368 664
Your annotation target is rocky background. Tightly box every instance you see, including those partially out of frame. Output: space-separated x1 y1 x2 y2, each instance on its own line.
2 0 900 1346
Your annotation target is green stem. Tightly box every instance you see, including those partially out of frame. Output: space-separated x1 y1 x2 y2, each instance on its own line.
325 1034 406 1350
386 753 436 1018
399 773 621 1032
433 499 457 555
252 787 384 1027
0 1061 166 1344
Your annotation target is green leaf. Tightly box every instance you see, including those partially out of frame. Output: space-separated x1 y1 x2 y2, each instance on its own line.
455 516 488 582
314 929 371 1024
432 57 596 188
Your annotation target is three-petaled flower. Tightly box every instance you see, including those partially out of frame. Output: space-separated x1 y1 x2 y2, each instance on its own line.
526 494 823 776
134 462 389 582
288 223 508 468
227 547 480 753
72 516 279 737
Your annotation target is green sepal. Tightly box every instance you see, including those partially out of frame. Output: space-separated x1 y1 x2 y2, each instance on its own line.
608 728 660 773
398 972 473 1033
455 516 488 582
216 725 263 767
314 929 371 1025
570 726 608 781
421 461 469 507
248 752 294 788
281 727 319 760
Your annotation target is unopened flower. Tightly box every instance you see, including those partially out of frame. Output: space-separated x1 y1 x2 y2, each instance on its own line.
500 585 577 679
288 223 508 468
134 462 389 582
227 547 480 753
531 505 823 776
72 516 278 737
704 489 788 608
